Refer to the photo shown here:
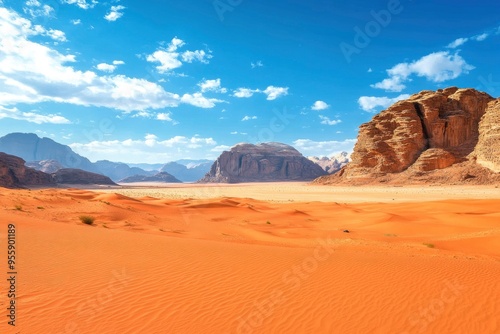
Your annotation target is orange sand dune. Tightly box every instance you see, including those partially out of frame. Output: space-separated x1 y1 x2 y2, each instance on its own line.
0 187 499 333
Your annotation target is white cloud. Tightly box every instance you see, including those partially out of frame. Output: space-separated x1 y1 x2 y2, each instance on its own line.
263 86 289 100
292 139 357 157
0 7 181 112
311 100 329 111
156 112 173 122
211 145 231 153
447 37 468 48
167 37 185 52
372 51 474 93
96 63 116 72
368 68 373 73
96 61 124 73
199 78 227 93
146 37 211 74
370 76 406 92
71 19 81 25
62 0 98 10
181 50 212 64
358 94 410 112
241 115 257 121
233 86 288 100
104 5 125 22
24 0 54 18
0 106 71 124
233 88 259 98
319 115 341 125
251 61 263 68
473 33 488 41
46 29 67 42
180 93 224 108
70 134 219 163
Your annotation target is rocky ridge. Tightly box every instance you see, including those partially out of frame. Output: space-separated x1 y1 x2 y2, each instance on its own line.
200 142 327 183
314 87 500 185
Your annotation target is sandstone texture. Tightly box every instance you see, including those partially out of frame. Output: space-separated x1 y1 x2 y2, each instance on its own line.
315 88 500 185
200 143 327 183
0 152 55 188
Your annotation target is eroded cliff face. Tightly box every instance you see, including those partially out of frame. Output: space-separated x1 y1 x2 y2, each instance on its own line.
315 88 500 185
0 152 55 188
344 88 496 179
200 143 327 183
474 99 500 173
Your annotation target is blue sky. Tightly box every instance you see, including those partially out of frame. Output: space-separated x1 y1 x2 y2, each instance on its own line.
0 0 499 163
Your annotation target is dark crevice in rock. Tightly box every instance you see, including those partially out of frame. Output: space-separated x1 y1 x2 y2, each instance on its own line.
413 102 430 149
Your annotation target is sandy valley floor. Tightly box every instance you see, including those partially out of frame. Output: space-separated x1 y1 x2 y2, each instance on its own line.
0 183 499 333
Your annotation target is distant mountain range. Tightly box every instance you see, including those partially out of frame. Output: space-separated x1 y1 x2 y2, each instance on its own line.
308 152 350 174
0 133 213 182
119 172 182 183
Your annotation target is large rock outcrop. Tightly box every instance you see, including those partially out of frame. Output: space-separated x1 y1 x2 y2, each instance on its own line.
315 88 500 185
0 152 55 188
199 142 327 183
52 169 117 185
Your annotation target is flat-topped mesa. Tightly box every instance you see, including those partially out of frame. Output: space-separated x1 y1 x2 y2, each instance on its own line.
342 87 497 180
199 142 327 183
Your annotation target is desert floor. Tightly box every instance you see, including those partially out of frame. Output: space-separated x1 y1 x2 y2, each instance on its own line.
1 183 499 333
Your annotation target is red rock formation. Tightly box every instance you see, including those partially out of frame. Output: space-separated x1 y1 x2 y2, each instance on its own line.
315 88 500 185
0 152 55 188
200 143 327 183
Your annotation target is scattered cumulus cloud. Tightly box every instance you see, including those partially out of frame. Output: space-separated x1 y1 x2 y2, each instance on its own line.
0 106 71 124
233 88 259 98
474 33 488 41
292 139 357 157
146 37 212 74
251 61 263 68
71 19 81 25
371 51 474 92
24 0 54 18
105 5 126 22
311 100 329 111
233 86 288 100
96 63 116 72
61 0 98 10
319 115 341 125
0 7 183 112
70 134 219 163
263 86 289 100
199 78 227 93
447 37 468 48
358 94 410 112
241 115 257 121
180 93 225 109
95 60 124 73
156 112 177 124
